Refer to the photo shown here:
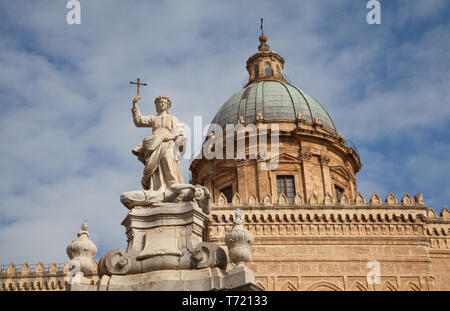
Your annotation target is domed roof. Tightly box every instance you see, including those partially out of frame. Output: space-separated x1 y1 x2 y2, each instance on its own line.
211 81 337 133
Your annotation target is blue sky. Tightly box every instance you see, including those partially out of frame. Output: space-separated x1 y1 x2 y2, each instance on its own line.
0 0 449 264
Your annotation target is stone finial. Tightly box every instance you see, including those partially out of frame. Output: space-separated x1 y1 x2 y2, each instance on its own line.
232 192 241 205
339 193 350 205
294 193 303 205
324 192 333 205
225 209 254 267
35 262 45 273
441 206 450 219
218 192 227 205
248 194 257 205
427 208 437 219
66 220 98 276
278 193 288 205
308 192 319 205
258 29 270 52
20 262 30 275
262 193 272 205
49 262 59 274
6 263 16 276
235 208 242 219
62 261 70 274
401 193 413 205
81 219 88 231
370 192 381 205
385 192 398 204
355 192 366 205
414 193 424 205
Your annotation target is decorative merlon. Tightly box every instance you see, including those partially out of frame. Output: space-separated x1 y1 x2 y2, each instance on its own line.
385 192 398 204
355 192 366 204
427 208 437 218
278 193 288 205
308 192 319 205
218 192 227 205
294 193 303 204
263 193 272 205
338 194 350 205
441 206 450 218
248 194 258 205
213 192 431 207
1 262 70 277
232 192 241 205
370 193 382 205
414 193 424 205
210 209 431 225
401 193 414 205
323 192 333 205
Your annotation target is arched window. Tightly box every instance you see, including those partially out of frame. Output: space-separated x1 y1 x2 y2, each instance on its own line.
264 63 272 76
276 65 281 77
253 64 259 78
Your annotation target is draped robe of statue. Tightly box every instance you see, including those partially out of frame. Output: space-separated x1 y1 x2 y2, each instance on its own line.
131 105 184 192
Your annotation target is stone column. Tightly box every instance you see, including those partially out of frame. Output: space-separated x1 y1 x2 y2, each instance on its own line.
320 155 332 198
257 153 270 202
300 151 313 201
236 159 248 203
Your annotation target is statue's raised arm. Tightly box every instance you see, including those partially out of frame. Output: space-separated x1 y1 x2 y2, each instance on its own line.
131 95 154 127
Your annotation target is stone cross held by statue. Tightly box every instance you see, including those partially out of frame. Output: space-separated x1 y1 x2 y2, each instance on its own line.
130 78 148 95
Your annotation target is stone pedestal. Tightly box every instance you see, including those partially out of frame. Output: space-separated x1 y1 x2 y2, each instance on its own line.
97 266 258 291
98 202 212 275
90 201 259 291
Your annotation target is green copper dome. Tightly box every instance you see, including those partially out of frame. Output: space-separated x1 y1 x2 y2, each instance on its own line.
211 81 337 133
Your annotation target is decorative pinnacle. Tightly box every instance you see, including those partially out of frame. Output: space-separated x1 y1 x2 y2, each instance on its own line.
235 208 242 219
258 18 269 51
234 208 243 225
81 219 88 231
225 207 254 267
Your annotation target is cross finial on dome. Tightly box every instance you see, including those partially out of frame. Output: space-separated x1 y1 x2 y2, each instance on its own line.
260 18 264 36
258 17 269 52
244 19 286 86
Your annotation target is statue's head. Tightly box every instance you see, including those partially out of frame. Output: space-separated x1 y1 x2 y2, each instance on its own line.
154 95 172 114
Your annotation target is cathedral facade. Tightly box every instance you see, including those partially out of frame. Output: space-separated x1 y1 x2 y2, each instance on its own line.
1 33 449 291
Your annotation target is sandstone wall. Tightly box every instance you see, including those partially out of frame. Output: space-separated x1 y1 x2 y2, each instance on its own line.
207 196 450 291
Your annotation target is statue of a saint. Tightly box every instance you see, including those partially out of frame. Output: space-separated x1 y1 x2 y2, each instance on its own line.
131 94 185 191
